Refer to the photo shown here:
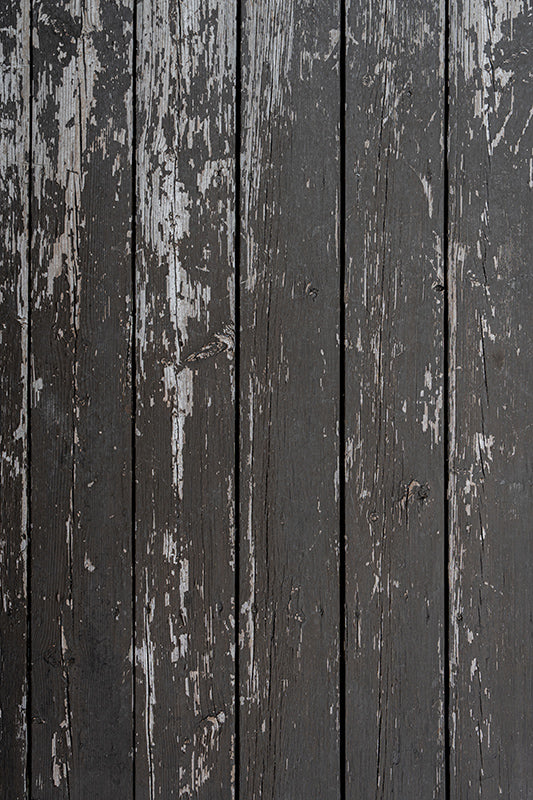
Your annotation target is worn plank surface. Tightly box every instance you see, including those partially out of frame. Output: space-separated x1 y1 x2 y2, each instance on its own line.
134 0 236 796
448 1 533 797
1 1 532 796
0 1 29 797
344 1 446 795
30 0 133 794
239 1 340 796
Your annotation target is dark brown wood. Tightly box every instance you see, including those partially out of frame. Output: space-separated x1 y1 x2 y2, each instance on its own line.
448 2 533 796
0 1 30 797
239 1 341 796
1 2 532 794
344 1 446 795
134 1 236 796
30 0 133 794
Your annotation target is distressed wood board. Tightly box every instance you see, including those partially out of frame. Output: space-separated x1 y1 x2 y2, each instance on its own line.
448 1 533 796
344 0 446 795
0 1 30 796
29 0 134 794
134 0 236 796
238 1 341 796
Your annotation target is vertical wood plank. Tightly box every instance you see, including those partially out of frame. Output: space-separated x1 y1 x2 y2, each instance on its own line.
449 2 532 796
344 1 446 795
239 2 340 796
0 1 30 796
135 1 236 796
30 0 133 794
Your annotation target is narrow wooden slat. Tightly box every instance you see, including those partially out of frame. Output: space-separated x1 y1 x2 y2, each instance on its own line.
0 1 30 796
448 2 532 795
134 1 236 795
239 2 340 796
30 0 133 793
344 1 446 795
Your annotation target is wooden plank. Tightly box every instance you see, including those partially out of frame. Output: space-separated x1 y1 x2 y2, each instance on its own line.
238 2 340 796
30 0 133 794
344 1 446 795
134 1 236 796
448 2 533 796
0 1 30 796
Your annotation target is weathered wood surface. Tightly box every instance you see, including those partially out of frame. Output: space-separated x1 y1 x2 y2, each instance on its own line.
0 1 29 797
448 1 533 797
344 1 446 795
239 1 340 796
134 0 236 797
30 0 133 794
0 1 532 796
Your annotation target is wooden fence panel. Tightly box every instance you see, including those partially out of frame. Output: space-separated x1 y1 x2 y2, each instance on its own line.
0 2 531 795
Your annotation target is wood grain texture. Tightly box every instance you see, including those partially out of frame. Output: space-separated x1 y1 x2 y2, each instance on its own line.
1 2 533 795
239 2 340 796
448 2 533 796
344 1 446 796
30 0 133 794
0 1 30 796
134 1 236 796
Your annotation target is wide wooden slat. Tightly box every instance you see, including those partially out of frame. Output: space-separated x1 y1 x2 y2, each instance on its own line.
134 1 236 796
448 2 532 796
344 1 446 795
239 2 340 796
0 1 30 796
30 0 133 793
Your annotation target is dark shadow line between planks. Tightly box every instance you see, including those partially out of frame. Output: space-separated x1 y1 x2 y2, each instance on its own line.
26 0 34 794
234 0 242 796
131 0 138 794
339 0 347 797
443 0 451 796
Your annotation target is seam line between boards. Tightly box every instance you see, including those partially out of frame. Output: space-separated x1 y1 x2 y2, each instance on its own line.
443 0 451 797
26 1 34 794
339 0 347 797
131 1 138 795
234 0 242 797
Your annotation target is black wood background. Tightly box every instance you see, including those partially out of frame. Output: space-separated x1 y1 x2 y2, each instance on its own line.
1 0 531 797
